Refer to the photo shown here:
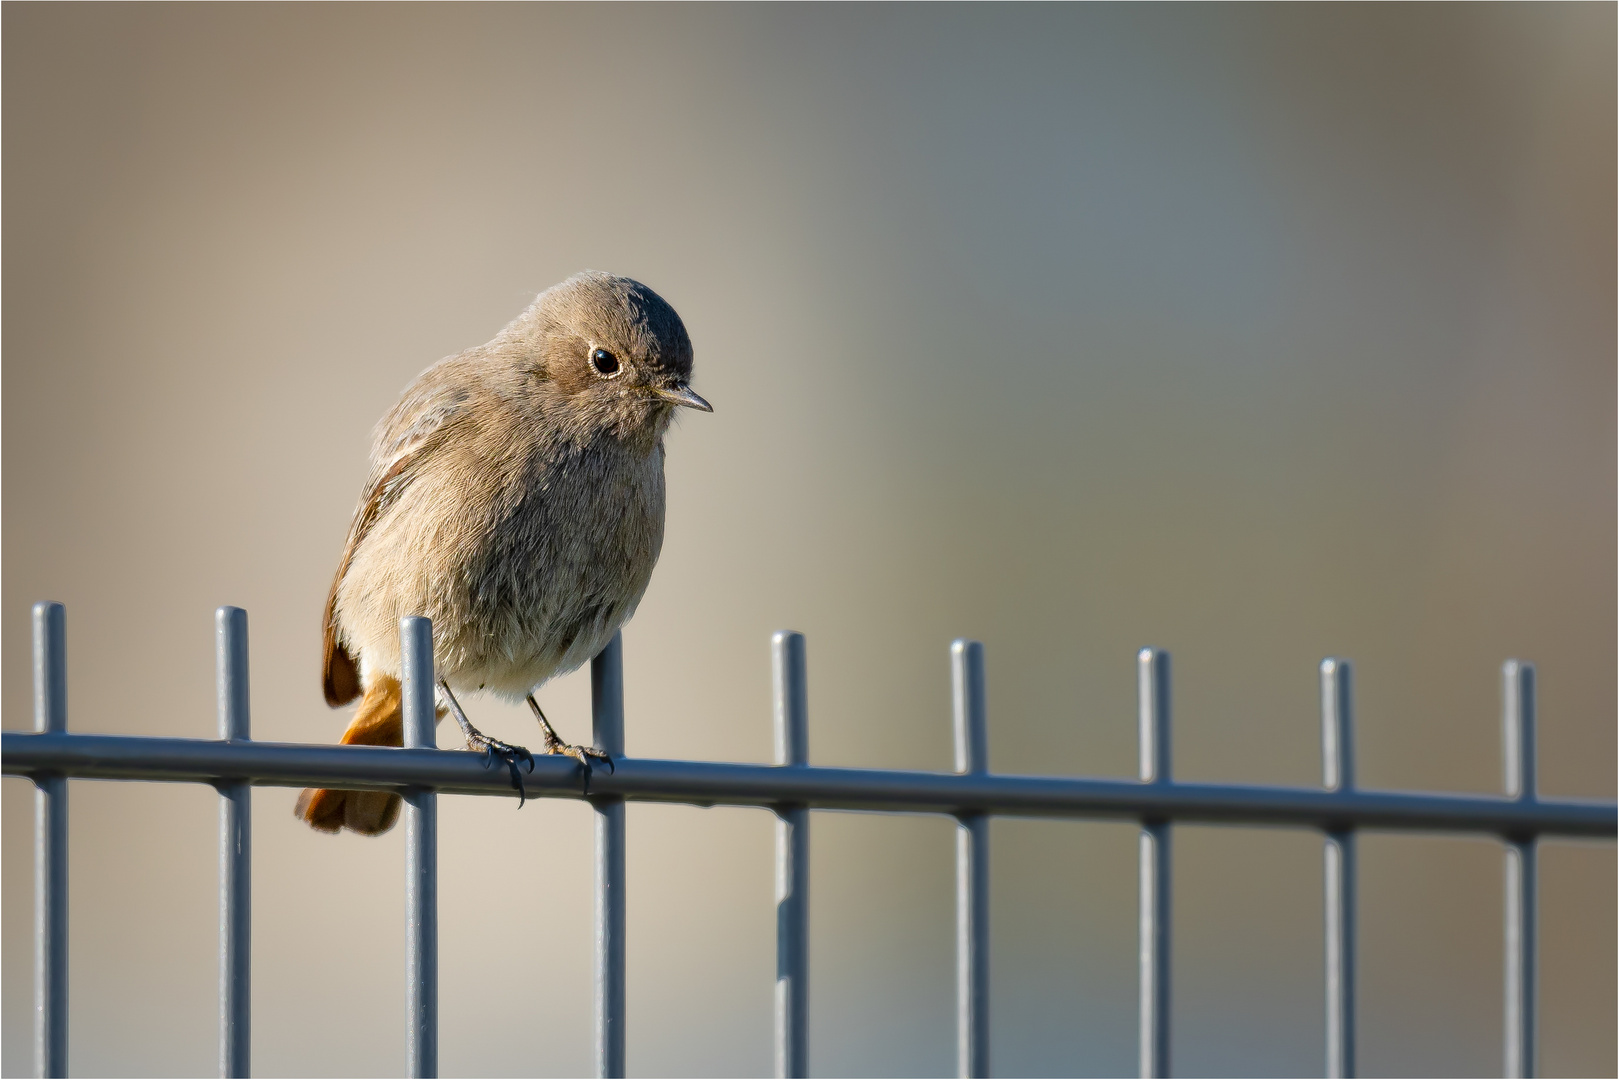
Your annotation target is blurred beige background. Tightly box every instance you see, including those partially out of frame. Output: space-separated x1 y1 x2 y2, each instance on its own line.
2 4 1613 1076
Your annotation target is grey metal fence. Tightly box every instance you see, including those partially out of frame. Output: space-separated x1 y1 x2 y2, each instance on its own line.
4 601 1614 1079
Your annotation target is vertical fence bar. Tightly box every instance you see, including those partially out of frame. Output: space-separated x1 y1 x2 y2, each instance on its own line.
1504 843 1537 1080
1320 658 1355 1079
1502 661 1536 1079
592 632 627 1079
1137 647 1171 1080
401 617 438 1079
772 631 810 1079
952 640 989 1080
216 607 252 1078
33 601 68 1080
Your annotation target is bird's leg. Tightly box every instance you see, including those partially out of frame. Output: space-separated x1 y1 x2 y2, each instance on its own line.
437 679 534 805
526 695 615 794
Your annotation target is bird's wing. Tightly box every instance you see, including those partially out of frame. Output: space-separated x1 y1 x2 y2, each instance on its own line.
322 375 473 706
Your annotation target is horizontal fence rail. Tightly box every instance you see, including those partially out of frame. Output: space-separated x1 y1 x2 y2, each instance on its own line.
4 601 1615 1080
8 732 1609 835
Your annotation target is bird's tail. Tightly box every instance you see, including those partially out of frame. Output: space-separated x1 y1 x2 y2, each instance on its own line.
296 675 405 835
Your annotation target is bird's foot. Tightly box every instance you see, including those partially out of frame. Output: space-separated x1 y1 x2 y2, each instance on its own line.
438 679 534 806
466 731 536 803
542 729 614 775
541 731 615 795
527 695 615 794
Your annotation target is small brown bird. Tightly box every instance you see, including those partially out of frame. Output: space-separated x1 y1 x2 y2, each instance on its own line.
296 272 710 835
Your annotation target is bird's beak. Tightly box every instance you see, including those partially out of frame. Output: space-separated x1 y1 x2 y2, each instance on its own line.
654 384 713 412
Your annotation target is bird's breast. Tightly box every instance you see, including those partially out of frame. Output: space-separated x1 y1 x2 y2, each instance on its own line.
452 441 667 694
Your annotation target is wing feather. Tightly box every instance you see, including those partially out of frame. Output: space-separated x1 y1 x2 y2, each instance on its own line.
322 377 471 706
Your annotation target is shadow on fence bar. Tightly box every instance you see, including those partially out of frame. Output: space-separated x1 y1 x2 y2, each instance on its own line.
5 601 1614 1079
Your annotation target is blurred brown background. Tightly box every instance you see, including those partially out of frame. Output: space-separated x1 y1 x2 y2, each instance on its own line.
2 4 1613 1076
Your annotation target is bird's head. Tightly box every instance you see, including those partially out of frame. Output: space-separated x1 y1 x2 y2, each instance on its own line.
504 271 710 446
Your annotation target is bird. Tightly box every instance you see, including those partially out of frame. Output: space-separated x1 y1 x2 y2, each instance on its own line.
295 271 710 835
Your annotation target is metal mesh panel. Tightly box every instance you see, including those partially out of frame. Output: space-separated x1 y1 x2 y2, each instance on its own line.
5 602 1612 1078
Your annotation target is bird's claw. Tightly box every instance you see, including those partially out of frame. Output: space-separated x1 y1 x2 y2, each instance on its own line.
543 738 615 794
466 734 535 807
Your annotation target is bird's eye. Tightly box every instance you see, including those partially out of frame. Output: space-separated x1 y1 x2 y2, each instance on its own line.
589 348 621 378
